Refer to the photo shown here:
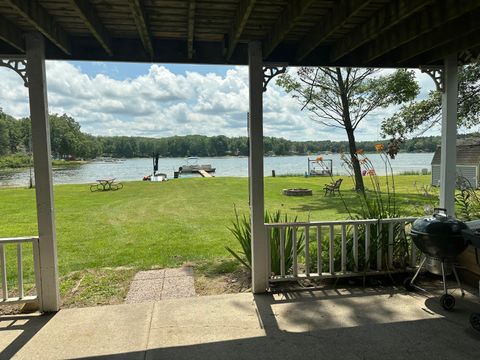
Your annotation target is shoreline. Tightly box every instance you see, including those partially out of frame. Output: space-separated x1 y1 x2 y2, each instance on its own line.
0 173 431 190
0 159 89 171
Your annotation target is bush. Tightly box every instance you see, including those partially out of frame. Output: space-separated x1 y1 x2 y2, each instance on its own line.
338 146 412 270
226 208 304 275
0 153 31 169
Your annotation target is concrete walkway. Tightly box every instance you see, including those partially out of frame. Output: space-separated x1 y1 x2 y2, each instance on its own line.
1 287 479 359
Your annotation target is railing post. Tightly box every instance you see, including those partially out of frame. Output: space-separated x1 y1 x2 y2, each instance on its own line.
17 243 24 299
316 226 322 275
248 41 268 293
1 244 7 301
26 33 60 311
304 226 310 277
353 224 358 272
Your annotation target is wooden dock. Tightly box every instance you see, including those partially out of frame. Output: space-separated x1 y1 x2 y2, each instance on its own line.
198 170 213 178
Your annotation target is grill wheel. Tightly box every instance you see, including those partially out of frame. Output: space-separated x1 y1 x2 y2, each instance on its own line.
403 277 415 292
471 313 480 332
440 294 456 311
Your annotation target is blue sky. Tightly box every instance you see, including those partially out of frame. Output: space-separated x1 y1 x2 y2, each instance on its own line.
74 61 231 80
0 61 445 141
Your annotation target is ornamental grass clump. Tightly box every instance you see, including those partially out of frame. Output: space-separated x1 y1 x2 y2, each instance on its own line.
338 145 412 270
226 208 304 276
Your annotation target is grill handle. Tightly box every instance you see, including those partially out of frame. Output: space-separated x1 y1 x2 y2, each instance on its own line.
433 207 448 218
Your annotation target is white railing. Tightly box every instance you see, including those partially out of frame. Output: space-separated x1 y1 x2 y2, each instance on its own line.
265 217 418 283
0 236 41 305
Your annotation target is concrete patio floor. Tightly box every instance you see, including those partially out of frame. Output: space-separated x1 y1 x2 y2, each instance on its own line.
1 285 480 360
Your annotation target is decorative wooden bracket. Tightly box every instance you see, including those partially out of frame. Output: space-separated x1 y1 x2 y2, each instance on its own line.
0 59 28 87
458 49 480 66
420 67 444 92
262 66 286 92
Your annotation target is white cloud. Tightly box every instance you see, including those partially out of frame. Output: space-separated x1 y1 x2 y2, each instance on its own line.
0 62 438 141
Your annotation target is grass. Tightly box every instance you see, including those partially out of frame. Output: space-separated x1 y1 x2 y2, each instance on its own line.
0 175 432 306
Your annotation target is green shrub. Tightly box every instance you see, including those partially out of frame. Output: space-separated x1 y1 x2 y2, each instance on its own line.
226 208 305 275
0 153 31 169
338 148 412 270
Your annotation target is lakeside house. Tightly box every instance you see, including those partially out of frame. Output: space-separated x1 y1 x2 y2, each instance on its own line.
431 140 480 188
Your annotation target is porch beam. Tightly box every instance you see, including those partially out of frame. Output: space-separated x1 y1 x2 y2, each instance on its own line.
329 0 431 62
26 32 60 312
359 1 480 64
128 0 154 59
6 0 71 54
248 41 268 293
0 14 25 51
416 30 480 66
395 11 480 65
439 54 458 216
296 0 372 62
69 0 112 55
263 0 314 58
225 0 256 61
187 0 196 59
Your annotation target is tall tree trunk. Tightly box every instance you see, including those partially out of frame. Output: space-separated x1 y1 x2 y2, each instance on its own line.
335 68 365 193
345 124 365 193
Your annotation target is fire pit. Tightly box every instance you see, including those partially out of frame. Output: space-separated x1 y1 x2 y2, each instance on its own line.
282 188 312 196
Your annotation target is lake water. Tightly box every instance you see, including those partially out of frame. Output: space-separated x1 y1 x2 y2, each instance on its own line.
0 153 434 187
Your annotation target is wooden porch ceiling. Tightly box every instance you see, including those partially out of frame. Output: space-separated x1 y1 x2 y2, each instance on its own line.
0 0 479 67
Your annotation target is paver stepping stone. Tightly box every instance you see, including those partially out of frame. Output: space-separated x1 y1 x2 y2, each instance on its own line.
125 266 195 303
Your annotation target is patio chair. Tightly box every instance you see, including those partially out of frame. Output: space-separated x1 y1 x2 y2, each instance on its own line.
324 178 343 196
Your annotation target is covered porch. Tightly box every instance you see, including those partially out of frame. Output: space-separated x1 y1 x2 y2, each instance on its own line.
0 1 480 356
1 286 480 359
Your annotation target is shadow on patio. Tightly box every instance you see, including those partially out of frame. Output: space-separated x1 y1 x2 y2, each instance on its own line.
1 285 479 359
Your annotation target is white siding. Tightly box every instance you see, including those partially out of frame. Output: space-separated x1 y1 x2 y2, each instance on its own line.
431 165 478 188
432 165 441 186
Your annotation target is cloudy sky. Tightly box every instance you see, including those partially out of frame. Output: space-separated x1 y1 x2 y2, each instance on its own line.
0 61 440 141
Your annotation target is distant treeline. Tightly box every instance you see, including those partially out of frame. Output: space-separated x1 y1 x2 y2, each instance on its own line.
0 110 472 161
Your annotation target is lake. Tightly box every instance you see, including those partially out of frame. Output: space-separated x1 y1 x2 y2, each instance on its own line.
0 153 434 187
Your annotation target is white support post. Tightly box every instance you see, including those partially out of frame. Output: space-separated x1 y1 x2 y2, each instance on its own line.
26 33 60 312
439 54 458 216
248 41 268 293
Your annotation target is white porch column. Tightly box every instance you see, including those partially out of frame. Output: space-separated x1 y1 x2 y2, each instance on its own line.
248 41 268 293
26 33 60 312
439 54 458 216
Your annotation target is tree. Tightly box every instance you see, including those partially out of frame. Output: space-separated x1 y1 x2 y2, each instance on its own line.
381 63 480 141
278 67 419 192
49 114 84 158
0 117 8 156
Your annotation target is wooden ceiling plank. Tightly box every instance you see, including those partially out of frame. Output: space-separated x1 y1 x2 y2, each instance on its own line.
262 0 314 58
128 0 154 58
0 14 25 51
420 30 480 65
225 0 256 60
69 0 112 55
330 0 433 62
395 7 480 64
360 0 480 64
296 0 373 62
5 0 71 54
400 12 480 66
187 0 195 59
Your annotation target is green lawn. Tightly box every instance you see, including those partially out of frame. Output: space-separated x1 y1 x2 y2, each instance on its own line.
0 175 432 273
0 175 433 305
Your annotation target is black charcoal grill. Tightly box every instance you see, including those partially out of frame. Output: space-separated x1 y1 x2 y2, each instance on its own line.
404 208 480 313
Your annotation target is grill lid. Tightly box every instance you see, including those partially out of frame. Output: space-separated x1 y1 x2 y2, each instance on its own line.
411 208 468 236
